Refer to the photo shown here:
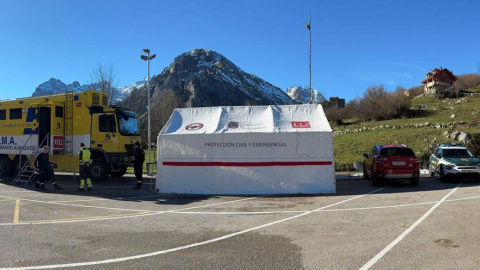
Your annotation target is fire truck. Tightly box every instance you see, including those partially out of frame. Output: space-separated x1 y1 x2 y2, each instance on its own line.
0 90 141 181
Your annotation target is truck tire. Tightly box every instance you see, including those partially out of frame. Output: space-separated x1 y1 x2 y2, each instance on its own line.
13 155 28 175
0 155 13 176
111 166 128 178
90 158 108 181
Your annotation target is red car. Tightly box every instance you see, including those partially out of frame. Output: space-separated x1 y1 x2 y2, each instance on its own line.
363 144 420 186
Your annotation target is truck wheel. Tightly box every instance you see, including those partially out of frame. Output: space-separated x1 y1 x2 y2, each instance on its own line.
90 158 108 181
13 156 28 175
111 166 128 178
0 156 13 176
428 163 435 177
410 177 419 186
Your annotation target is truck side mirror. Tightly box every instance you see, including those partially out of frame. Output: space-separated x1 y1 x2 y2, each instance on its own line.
363 153 369 158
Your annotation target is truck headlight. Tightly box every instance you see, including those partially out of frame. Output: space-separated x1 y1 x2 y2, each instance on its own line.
445 164 454 170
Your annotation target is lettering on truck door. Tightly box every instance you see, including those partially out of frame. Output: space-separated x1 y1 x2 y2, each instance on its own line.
92 113 119 152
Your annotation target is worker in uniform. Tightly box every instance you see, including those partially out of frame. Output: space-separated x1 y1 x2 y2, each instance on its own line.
78 143 93 191
34 146 63 191
133 141 145 190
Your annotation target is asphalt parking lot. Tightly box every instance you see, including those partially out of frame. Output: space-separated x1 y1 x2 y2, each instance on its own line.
0 174 479 270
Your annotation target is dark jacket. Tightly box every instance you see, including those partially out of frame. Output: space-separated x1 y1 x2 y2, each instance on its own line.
34 152 52 171
133 147 145 168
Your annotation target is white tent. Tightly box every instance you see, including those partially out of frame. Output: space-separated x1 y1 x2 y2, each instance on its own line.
156 104 335 194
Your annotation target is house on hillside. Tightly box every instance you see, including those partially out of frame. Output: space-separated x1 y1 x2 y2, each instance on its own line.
322 97 345 109
422 67 457 96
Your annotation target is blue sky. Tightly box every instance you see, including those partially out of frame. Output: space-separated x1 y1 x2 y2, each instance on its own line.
0 0 479 102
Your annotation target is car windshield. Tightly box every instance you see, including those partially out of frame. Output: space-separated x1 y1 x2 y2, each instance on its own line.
380 147 414 157
442 148 473 158
117 112 139 135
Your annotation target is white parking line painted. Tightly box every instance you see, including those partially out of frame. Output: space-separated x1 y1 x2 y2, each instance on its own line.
446 194 480 202
318 201 437 212
171 210 308 215
0 187 388 269
358 183 462 270
0 195 268 226
53 194 167 203
0 190 34 194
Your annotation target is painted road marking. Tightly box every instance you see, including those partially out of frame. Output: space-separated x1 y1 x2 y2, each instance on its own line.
2 190 480 226
13 200 20 223
0 195 268 226
358 183 462 270
0 187 388 269
53 194 167 203
19 211 151 224
0 199 17 202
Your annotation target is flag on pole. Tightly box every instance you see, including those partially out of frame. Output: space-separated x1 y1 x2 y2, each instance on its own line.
306 21 310 30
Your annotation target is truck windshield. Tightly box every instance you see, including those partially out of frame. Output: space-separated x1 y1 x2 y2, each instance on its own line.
117 112 139 135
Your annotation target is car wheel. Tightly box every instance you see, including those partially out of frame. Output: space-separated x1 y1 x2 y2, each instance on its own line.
363 164 370 180
428 163 435 177
410 177 419 186
439 165 448 183
371 167 381 186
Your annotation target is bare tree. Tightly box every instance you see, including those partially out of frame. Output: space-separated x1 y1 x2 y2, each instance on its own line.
90 62 118 105
149 89 184 141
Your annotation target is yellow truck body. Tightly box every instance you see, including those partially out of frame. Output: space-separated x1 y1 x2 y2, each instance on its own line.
0 90 140 180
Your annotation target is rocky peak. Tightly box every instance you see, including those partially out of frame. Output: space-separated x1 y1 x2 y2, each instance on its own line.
149 49 293 108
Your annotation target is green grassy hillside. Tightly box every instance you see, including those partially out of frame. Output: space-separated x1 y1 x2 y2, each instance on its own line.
333 89 480 170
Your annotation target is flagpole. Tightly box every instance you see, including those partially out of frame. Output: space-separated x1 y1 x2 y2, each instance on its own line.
309 13 312 104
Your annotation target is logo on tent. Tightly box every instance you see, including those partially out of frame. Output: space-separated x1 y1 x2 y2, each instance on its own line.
228 121 239 129
291 121 311 128
185 123 204 131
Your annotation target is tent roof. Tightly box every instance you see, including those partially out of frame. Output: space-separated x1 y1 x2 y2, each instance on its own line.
160 104 332 135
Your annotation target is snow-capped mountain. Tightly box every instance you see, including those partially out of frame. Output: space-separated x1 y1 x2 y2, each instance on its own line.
148 49 293 107
31 78 147 103
32 49 294 112
32 78 95 97
116 79 147 101
286 86 325 104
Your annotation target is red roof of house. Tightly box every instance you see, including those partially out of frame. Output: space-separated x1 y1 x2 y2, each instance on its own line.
421 67 457 84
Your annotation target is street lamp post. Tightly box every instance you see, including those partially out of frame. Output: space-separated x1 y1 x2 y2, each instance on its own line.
140 49 156 173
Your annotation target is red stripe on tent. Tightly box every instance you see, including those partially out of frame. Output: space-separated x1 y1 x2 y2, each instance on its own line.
163 161 333 167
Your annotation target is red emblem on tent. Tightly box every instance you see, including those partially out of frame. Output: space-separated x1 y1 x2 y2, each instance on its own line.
228 121 239 129
291 121 311 128
185 123 204 131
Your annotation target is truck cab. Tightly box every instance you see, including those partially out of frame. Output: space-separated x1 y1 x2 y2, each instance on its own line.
0 91 141 181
